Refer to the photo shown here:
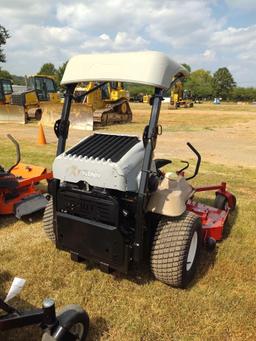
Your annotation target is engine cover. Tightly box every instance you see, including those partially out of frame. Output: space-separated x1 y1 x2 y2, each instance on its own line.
53 133 147 192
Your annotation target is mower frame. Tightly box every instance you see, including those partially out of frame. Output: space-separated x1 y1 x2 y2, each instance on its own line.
0 297 58 331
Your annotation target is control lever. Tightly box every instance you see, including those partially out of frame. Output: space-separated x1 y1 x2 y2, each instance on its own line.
7 134 21 173
186 142 201 180
177 160 189 175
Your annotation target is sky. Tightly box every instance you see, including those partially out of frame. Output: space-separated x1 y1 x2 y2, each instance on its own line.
0 0 256 86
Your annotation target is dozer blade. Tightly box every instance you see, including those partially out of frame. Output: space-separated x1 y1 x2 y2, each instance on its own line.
0 104 25 124
40 102 93 130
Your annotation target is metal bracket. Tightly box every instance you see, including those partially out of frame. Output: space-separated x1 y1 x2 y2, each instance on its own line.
54 119 70 139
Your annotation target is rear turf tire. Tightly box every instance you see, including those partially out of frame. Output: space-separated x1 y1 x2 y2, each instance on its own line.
43 197 55 242
151 211 202 288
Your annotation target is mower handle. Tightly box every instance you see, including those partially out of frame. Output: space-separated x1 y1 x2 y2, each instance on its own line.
186 142 201 180
7 134 21 173
177 160 190 175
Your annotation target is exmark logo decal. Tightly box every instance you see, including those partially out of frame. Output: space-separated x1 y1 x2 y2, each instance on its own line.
67 166 101 179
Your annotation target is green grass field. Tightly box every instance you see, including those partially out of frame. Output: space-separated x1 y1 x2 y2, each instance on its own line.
1 104 256 340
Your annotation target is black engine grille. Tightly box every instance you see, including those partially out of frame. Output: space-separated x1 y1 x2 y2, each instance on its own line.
57 189 119 226
11 93 25 106
12 90 35 106
66 134 140 162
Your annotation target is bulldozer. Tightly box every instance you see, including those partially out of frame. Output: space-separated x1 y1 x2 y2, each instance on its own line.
169 78 193 109
0 78 13 104
0 78 27 123
1 74 132 130
75 81 132 125
26 74 60 103
41 80 132 130
0 75 63 124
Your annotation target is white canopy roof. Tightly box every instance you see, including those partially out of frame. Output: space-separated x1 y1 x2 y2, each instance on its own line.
61 51 188 89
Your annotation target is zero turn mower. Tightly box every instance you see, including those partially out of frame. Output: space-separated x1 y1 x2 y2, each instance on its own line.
0 134 52 218
43 51 236 288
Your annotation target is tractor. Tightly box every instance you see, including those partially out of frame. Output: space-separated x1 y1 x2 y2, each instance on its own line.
43 51 236 288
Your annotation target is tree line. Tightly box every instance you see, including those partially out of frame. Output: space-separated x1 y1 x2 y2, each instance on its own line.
0 24 255 101
183 67 256 101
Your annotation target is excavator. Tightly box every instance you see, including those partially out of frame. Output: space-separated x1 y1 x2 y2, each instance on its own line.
41 80 132 130
169 78 193 109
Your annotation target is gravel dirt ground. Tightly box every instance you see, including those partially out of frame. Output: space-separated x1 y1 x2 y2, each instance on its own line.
0 103 255 168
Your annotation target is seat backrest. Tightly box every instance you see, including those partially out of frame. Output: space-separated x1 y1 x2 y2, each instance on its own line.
0 173 18 189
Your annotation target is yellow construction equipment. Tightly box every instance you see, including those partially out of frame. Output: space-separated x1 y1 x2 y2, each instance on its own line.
0 76 52 123
74 81 132 126
143 94 152 104
0 75 63 124
0 75 132 130
0 78 41 124
26 75 60 103
0 78 12 104
41 81 132 130
169 79 193 109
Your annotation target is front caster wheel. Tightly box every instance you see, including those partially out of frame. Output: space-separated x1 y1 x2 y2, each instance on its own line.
42 305 89 340
214 193 236 211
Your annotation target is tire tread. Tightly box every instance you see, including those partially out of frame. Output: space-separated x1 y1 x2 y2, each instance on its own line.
151 211 201 288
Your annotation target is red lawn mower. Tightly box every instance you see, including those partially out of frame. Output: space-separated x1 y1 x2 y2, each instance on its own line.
43 51 237 288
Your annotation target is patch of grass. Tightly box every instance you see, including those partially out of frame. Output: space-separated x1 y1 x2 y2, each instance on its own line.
0 140 56 170
0 139 256 340
190 102 256 112
97 102 256 134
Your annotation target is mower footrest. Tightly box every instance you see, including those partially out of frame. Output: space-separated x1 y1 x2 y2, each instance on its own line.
14 194 48 218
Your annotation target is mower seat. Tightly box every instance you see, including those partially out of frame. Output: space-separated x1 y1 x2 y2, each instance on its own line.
0 173 18 189
155 159 172 169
